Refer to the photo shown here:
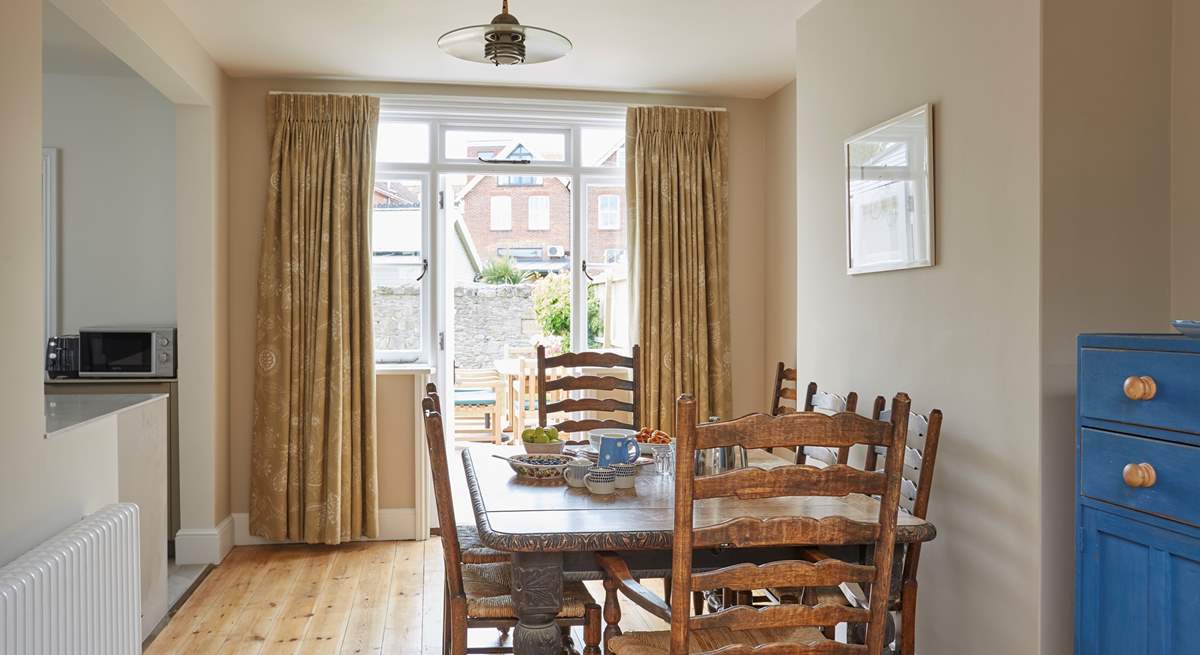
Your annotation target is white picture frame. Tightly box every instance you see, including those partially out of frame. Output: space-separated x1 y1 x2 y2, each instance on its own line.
844 104 935 275
43 147 60 342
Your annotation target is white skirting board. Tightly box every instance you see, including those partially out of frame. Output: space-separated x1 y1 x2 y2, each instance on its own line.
231 508 417 546
174 514 234 565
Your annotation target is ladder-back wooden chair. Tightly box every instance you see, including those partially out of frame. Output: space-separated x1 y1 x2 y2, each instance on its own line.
771 364 859 467
839 397 943 655
597 392 912 655
536 344 640 435
421 389 602 655
424 384 509 565
777 397 943 653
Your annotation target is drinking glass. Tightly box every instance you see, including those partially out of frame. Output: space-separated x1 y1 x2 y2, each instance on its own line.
654 445 674 477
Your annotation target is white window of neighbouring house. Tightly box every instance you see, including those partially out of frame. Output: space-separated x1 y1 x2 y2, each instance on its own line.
490 196 512 231
528 196 550 231
598 194 621 230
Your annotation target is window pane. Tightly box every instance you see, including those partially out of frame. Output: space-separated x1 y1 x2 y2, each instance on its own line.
377 122 430 163
372 178 424 361
490 196 512 230
445 173 573 380
581 127 625 168
528 196 550 231
585 181 628 350
444 129 566 162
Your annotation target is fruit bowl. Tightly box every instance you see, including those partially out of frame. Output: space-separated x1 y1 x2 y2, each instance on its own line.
505 454 573 480
521 426 564 454
522 440 565 455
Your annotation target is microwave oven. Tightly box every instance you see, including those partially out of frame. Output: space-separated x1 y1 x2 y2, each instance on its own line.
78 326 176 378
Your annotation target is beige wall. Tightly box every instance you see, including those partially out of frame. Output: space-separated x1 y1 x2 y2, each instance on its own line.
793 2 1042 654
1040 1 1173 652
1173 0 1200 319
764 81 797 378
377 375 418 508
225 78 769 515
0 0 123 565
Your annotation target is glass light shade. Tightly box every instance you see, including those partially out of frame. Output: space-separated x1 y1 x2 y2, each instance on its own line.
437 23 572 65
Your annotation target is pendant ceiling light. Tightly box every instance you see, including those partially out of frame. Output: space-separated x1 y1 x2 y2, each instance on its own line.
437 0 572 66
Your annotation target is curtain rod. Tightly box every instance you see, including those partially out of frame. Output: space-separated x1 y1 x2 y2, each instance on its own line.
266 90 727 112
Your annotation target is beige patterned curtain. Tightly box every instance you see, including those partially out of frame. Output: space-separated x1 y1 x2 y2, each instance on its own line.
626 106 732 430
250 94 380 544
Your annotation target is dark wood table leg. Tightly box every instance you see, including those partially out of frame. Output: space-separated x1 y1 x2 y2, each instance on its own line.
511 551 565 655
602 576 622 650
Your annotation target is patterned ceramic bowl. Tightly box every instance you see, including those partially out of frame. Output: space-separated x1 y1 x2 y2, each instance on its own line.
506 454 573 480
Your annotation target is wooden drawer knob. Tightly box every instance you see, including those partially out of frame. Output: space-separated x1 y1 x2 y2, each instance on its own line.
1122 462 1157 489
1123 375 1157 401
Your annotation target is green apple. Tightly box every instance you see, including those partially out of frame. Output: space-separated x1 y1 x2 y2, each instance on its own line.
521 428 537 442
545 427 559 442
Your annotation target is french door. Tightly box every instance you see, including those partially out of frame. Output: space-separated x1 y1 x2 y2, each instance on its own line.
372 98 629 529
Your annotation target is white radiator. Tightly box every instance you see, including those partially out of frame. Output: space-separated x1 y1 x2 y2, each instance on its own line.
0 504 141 655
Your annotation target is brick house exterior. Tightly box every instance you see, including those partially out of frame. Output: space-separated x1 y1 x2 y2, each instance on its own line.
457 142 627 272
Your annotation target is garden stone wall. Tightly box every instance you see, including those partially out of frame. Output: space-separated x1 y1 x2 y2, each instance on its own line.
373 282 538 369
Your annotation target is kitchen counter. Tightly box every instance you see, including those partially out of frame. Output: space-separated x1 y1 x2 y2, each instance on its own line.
45 393 168 437
45 377 177 384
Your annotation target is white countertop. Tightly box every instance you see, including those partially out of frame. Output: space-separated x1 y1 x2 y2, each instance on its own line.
45 377 177 384
45 393 168 437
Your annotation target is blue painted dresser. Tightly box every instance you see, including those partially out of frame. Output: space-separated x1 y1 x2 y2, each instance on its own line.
1076 334 1200 654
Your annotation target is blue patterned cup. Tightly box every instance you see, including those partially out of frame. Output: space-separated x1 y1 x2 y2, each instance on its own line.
585 466 616 494
612 462 637 488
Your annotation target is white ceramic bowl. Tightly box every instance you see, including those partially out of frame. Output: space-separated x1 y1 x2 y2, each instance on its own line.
587 428 638 450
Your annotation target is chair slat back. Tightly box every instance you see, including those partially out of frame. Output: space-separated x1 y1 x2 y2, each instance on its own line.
802 383 859 467
863 398 943 587
420 386 465 599
862 400 943 520
456 368 501 386
769 363 798 416
537 344 641 433
669 393 911 655
770 365 860 467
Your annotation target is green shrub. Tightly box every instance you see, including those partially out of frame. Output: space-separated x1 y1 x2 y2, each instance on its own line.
478 257 529 285
532 272 602 350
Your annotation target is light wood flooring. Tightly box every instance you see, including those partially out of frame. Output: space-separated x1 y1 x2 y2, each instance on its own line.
145 539 668 654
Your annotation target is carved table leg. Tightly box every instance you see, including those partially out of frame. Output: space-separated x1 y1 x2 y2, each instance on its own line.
511 551 565 655
602 576 622 651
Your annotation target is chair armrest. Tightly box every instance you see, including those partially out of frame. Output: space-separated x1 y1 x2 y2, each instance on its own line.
595 551 672 622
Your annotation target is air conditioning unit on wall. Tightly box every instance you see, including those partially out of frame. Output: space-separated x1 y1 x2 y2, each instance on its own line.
546 245 565 258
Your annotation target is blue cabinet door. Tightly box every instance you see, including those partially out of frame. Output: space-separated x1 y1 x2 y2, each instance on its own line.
1079 506 1200 655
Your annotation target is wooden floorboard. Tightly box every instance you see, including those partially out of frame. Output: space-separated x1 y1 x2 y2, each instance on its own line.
146 539 669 654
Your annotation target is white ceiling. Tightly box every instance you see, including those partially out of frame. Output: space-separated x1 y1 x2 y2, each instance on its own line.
161 0 818 99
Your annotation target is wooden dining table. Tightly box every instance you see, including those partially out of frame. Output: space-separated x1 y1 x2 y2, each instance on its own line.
460 444 937 655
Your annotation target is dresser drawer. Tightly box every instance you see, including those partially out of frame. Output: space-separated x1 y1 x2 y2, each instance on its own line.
1079 347 1200 434
1080 428 1200 527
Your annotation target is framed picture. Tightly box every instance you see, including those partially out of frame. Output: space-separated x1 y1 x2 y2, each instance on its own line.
844 104 934 275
